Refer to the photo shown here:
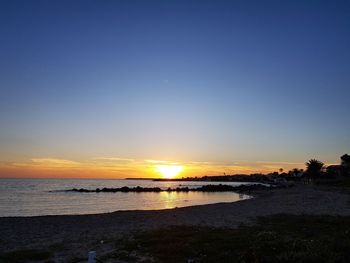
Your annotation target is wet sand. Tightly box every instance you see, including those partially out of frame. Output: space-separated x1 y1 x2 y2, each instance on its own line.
1 184 350 261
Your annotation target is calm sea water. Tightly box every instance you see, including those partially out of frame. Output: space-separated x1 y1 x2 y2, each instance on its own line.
0 179 252 217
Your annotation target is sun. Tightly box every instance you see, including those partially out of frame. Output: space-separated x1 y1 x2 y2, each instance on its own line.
155 165 183 179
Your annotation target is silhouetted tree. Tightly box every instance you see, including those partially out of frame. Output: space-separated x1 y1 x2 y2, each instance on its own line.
292 168 301 174
290 168 303 176
341 154 350 167
341 154 350 176
305 159 324 179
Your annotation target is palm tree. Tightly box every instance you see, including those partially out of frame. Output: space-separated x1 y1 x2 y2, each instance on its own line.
305 159 324 179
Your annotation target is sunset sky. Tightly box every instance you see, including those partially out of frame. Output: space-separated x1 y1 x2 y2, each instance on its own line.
1 0 349 178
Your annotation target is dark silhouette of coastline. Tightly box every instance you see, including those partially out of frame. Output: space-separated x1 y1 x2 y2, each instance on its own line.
67 154 350 194
151 153 350 184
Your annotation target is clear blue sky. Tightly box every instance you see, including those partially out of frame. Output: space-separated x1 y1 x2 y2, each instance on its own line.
0 0 349 176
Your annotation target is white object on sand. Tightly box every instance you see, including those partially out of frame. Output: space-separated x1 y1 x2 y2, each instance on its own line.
88 251 96 263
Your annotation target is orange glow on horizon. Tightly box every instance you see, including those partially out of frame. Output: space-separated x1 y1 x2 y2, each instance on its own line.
0 157 307 179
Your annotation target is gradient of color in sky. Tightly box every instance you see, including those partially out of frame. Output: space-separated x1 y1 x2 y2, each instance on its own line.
0 0 349 178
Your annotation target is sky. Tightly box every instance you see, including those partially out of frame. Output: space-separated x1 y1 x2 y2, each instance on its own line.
0 0 349 178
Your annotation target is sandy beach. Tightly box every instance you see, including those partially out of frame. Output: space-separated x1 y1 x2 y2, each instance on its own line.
1 184 350 262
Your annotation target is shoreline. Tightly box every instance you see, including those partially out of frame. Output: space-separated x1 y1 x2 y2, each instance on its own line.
1 184 350 261
0 193 255 219
0 185 267 219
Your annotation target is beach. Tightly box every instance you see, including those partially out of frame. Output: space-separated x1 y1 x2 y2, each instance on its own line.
1 184 350 262
2 1 349 261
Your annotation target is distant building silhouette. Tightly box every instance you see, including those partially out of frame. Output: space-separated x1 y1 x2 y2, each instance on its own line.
326 165 343 177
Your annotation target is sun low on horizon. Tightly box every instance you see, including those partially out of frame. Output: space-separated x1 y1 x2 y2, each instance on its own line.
0 0 348 180
154 165 184 179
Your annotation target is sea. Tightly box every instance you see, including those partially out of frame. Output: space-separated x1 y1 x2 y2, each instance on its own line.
0 178 252 217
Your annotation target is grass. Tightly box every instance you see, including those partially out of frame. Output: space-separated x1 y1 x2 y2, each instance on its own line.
331 177 350 188
0 243 65 263
3 214 350 262
0 248 53 263
109 214 350 263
